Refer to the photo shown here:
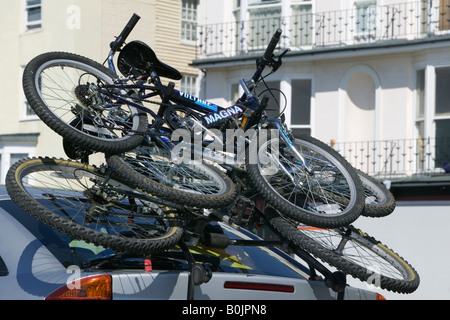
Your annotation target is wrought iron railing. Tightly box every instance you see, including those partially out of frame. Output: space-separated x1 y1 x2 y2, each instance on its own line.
332 137 450 179
197 0 450 58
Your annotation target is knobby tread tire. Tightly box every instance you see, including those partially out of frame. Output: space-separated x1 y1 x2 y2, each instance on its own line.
269 216 420 294
247 133 364 228
357 170 396 218
23 52 148 154
106 153 238 209
6 157 183 254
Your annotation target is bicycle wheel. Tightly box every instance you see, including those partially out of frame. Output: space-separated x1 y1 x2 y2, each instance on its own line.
23 52 148 153
247 133 364 228
106 145 238 209
6 157 183 254
357 170 396 218
269 215 419 294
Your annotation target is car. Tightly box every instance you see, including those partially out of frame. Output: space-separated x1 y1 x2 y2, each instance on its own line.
0 186 383 301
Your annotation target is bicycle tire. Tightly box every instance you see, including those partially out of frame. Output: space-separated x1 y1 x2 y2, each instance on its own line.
22 52 148 153
106 147 238 209
357 170 396 218
6 157 183 254
269 215 419 294
247 133 364 228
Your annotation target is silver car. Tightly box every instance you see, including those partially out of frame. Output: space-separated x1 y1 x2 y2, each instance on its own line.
0 187 382 301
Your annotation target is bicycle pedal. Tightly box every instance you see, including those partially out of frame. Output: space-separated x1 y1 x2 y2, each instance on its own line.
229 197 255 225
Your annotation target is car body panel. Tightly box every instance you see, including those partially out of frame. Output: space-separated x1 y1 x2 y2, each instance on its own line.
0 207 69 299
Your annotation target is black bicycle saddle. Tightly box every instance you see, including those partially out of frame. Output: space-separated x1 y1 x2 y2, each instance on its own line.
117 40 182 80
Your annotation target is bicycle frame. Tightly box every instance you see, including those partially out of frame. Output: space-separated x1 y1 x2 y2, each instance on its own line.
102 51 314 175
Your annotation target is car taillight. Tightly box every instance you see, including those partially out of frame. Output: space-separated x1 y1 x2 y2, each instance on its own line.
376 293 387 300
224 281 295 293
46 275 112 300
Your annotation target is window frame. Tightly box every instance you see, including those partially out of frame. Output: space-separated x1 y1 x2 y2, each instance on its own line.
180 74 198 96
415 64 450 172
230 76 313 135
21 67 39 121
235 0 314 52
181 0 199 44
24 0 42 32
354 0 377 37
0 146 35 184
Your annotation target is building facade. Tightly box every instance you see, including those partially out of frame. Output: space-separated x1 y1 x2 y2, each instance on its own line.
0 0 202 183
2 0 450 182
194 0 450 179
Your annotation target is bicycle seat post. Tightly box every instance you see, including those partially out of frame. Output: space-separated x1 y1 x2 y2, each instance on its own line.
157 81 175 117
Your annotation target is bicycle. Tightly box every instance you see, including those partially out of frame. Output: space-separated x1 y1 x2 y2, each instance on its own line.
22 14 376 228
14 14 415 295
5 157 417 296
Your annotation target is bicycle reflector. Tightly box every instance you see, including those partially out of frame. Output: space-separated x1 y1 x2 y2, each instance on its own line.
46 275 112 300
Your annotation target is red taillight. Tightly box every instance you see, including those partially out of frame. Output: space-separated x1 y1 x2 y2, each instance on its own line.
376 293 387 300
46 275 112 300
224 281 295 293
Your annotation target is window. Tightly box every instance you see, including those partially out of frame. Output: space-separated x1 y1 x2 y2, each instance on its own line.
22 68 38 120
0 152 29 184
248 6 281 49
415 69 426 170
439 0 450 31
249 0 280 5
232 79 311 135
255 81 281 118
234 0 313 52
180 75 197 96
290 79 311 136
231 83 240 104
434 67 450 167
415 67 450 172
0 134 38 184
25 101 37 118
181 0 198 42
354 1 377 35
25 0 42 31
0 256 8 277
291 4 313 46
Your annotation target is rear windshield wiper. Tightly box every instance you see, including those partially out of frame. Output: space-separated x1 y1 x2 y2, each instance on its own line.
81 252 162 271
81 250 221 271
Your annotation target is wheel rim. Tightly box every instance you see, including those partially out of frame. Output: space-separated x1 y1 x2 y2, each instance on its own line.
297 224 416 283
121 147 229 195
16 159 178 242
34 59 142 142
258 138 359 218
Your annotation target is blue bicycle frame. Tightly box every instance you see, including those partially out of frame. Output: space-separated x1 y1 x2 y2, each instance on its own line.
101 18 312 173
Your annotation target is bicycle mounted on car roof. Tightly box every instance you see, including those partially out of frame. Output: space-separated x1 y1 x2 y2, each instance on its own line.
12 13 417 295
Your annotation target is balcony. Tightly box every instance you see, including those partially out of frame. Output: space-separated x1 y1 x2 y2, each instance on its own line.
197 1 450 58
333 137 450 180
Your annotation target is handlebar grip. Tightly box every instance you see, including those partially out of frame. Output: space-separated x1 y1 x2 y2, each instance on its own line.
110 13 141 52
263 29 282 61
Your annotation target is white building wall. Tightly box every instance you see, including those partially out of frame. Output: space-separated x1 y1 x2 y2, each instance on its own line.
349 202 450 300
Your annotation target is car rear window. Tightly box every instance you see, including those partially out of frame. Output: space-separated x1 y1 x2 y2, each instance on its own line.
0 256 8 276
0 199 307 279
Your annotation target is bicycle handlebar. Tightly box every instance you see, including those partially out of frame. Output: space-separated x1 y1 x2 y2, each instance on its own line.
110 13 141 53
248 28 283 85
263 28 282 62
